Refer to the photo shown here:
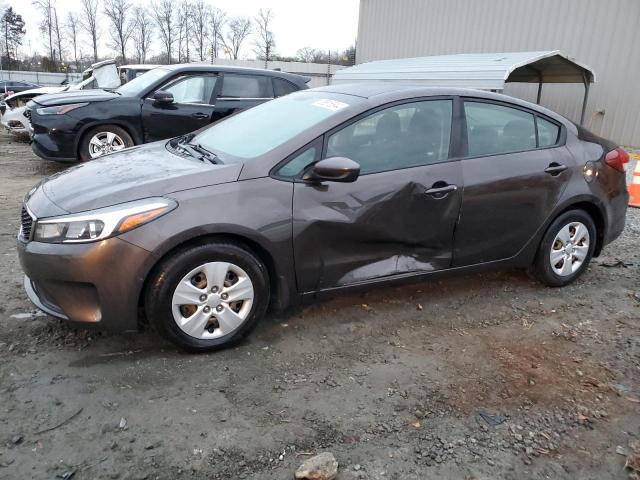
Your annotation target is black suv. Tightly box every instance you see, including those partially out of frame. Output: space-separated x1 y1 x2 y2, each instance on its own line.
27 64 310 161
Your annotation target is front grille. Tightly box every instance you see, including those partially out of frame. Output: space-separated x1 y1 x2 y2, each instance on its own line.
20 206 34 241
24 108 32 126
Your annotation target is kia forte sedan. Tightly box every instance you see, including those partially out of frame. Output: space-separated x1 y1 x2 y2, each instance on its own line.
17 84 628 352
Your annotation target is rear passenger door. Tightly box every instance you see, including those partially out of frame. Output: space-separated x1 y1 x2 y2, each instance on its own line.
213 73 273 120
452 99 574 267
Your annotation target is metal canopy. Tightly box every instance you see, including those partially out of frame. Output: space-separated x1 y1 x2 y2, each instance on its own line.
333 51 596 124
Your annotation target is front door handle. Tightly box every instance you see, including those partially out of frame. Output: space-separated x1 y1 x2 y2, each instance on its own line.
192 112 210 119
544 163 568 176
425 184 458 197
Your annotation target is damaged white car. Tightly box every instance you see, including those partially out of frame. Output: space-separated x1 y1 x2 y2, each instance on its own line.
1 59 122 136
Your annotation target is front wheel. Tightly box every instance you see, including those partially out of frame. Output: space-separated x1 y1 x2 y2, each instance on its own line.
145 241 270 352
532 209 596 287
79 125 134 161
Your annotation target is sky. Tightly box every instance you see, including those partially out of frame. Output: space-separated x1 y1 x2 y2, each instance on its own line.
4 0 360 60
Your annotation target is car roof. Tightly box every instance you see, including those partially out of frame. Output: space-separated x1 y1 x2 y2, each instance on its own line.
158 63 309 84
310 82 574 130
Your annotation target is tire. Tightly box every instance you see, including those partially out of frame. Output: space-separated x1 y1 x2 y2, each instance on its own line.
145 241 270 352
79 125 134 161
532 209 596 287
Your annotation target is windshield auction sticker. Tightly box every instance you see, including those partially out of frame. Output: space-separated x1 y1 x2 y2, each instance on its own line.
311 99 349 111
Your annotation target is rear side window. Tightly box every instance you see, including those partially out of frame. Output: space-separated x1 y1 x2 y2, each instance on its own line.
537 117 560 147
220 74 271 98
273 78 298 97
465 102 536 156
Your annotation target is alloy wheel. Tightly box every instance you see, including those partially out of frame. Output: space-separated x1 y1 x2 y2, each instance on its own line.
171 261 254 339
549 221 590 277
88 131 126 158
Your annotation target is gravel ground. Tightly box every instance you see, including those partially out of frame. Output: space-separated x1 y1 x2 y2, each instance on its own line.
0 130 638 480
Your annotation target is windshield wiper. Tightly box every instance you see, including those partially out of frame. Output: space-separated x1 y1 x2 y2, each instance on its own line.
176 137 219 164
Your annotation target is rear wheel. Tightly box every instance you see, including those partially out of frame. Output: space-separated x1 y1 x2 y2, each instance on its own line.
145 241 270 352
532 209 596 287
79 125 133 161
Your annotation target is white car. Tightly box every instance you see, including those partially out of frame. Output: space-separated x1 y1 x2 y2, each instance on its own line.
1 87 62 135
1 60 122 136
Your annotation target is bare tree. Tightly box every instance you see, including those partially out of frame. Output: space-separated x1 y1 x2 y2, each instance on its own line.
65 12 80 69
176 0 192 63
80 0 100 62
296 46 328 63
152 0 176 63
207 7 225 61
132 7 153 63
192 0 208 61
104 0 133 62
222 16 250 60
253 8 275 63
52 6 63 64
33 0 55 62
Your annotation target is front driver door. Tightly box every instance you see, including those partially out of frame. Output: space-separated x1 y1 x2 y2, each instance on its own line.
289 98 463 293
141 73 219 142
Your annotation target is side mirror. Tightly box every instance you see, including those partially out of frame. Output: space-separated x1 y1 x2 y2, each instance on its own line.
303 157 360 183
153 90 174 105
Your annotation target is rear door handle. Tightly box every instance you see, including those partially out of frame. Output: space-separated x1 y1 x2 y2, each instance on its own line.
192 112 210 119
425 184 458 197
544 163 568 176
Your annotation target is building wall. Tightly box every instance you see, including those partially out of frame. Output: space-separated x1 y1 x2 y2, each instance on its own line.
357 0 640 146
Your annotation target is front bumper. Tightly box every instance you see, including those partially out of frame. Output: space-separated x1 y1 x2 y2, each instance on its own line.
17 236 155 332
31 132 77 161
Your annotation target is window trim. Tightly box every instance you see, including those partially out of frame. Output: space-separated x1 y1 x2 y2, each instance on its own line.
460 96 566 160
319 96 457 177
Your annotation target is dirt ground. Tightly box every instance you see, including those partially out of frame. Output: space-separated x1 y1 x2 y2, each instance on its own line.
0 130 638 480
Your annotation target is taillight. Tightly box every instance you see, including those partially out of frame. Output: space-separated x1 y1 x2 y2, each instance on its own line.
604 147 630 172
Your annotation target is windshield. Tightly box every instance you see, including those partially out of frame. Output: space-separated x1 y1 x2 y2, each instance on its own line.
193 92 361 161
116 67 168 96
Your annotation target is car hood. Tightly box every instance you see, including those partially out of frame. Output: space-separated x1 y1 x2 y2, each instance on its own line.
31 89 121 107
29 142 243 215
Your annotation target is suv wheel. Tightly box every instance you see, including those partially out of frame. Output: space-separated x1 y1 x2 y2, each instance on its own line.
79 125 133 161
532 209 596 287
145 241 270 352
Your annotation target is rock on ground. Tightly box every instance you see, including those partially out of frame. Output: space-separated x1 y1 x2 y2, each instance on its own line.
295 452 338 480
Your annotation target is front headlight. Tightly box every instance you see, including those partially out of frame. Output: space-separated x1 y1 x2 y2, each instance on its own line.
36 103 88 115
33 197 177 244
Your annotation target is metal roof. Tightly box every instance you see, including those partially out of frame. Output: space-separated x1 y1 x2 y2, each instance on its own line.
332 51 595 90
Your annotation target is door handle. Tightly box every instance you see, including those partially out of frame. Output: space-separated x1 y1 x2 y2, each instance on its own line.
544 163 568 176
425 184 458 197
192 112 209 119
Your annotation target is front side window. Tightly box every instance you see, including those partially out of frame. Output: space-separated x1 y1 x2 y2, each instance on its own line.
326 99 453 175
465 101 536 156
220 74 271 99
163 75 217 104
